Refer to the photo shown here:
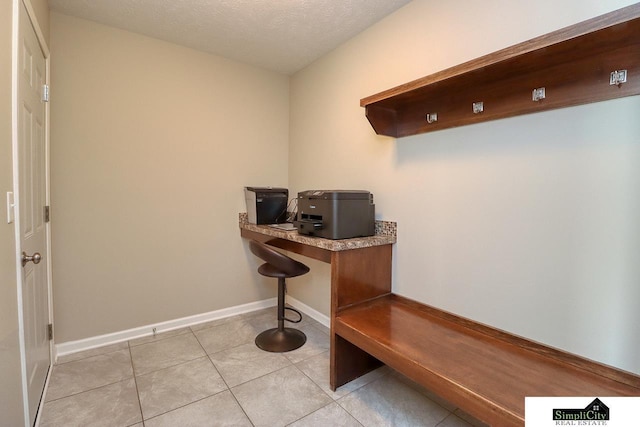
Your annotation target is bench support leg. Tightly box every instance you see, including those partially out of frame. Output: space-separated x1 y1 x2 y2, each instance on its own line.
330 333 383 391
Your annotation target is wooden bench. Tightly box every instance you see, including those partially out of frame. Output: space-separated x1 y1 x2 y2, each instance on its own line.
239 224 639 426
334 294 640 426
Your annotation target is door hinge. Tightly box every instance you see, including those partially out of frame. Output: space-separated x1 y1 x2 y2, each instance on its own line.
44 205 50 223
42 84 49 102
48 323 53 341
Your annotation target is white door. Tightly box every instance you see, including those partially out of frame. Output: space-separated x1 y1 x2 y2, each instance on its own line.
17 1 51 424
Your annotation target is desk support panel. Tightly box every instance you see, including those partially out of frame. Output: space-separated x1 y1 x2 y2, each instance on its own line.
330 245 392 311
330 245 392 389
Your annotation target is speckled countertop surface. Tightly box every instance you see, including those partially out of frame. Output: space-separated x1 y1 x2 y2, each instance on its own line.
239 213 396 251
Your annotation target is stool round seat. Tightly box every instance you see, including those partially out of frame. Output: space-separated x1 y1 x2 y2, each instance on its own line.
258 262 308 278
249 240 309 352
250 241 309 278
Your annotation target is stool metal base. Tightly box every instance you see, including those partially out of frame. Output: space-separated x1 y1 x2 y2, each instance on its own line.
255 327 306 353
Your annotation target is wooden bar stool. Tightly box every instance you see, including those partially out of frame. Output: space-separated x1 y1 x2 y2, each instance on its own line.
249 240 309 352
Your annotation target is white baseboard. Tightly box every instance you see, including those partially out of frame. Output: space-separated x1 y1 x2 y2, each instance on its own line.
54 297 331 361
287 296 330 329
54 298 277 360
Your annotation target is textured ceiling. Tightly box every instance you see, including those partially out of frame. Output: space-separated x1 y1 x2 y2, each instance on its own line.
48 0 412 74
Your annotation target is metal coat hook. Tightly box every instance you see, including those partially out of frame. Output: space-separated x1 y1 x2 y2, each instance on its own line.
426 113 438 124
473 102 484 114
532 87 546 102
610 70 627 86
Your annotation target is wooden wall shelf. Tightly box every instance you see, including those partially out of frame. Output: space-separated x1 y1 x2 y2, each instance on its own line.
361 4 640 138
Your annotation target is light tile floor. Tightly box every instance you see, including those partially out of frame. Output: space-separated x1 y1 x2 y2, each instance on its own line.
40 308 487 427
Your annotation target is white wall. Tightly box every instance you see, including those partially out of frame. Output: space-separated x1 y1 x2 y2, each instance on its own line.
50 13 289 343
289 0 640 374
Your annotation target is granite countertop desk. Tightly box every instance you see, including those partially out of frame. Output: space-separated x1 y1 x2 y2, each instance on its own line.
238 213 396 255
239 212 397 389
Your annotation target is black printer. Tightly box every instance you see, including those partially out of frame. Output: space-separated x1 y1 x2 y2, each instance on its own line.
294 190 375 239
244 187 288 224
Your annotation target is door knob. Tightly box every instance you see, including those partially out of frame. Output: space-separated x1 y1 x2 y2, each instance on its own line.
22 251 41 267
